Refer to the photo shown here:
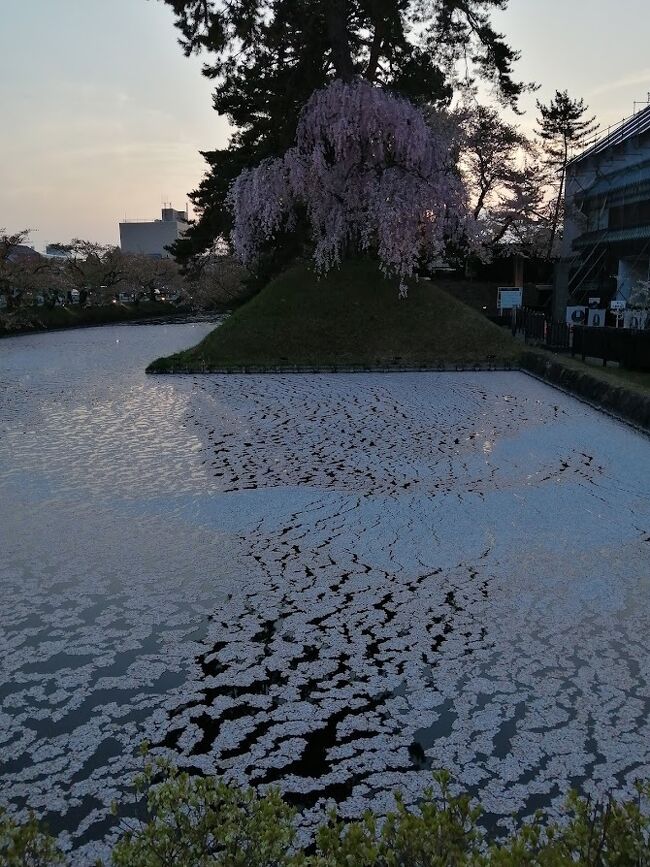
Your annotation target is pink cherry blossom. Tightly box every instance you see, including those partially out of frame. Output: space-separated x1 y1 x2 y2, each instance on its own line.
229 79 470 294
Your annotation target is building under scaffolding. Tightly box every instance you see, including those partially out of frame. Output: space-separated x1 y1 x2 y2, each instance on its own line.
554 103 650 319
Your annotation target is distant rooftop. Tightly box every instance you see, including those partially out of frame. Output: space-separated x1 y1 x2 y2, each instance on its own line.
7 244 40 262
120 205 188 225
568 103 650 168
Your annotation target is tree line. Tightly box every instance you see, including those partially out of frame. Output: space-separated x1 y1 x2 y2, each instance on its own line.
0 234 248 316
160 0 600 284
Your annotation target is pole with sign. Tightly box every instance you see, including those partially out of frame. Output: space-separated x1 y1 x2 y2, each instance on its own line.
610 299 626 328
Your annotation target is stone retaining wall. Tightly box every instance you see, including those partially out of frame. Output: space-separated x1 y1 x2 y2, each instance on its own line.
153 361 516 374
520 350 650 433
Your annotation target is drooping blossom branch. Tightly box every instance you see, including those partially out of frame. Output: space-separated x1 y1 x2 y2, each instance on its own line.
228 78 470 295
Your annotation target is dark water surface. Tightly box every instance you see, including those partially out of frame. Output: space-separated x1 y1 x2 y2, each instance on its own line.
0 322 649 862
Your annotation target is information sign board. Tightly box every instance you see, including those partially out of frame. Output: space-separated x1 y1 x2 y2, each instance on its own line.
497 287 522 314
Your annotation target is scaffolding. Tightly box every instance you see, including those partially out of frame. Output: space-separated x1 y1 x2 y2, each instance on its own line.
561 103 650 308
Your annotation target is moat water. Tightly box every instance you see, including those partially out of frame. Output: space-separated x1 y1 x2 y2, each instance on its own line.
0 321 649 862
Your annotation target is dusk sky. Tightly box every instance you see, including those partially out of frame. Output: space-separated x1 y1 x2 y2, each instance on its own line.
1 0 649 250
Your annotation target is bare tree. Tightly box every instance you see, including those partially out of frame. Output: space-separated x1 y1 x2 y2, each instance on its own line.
188 254 250 309
462 106 550 255
120 254 185 302
0 229 42 310
48 240 128 298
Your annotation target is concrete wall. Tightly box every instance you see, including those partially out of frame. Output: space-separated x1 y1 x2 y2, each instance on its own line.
119 220 185 258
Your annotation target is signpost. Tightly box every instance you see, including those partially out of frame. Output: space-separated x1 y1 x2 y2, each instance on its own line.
610 299 626 328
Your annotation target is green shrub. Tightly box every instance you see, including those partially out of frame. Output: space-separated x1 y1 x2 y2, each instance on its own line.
1 759 648 866
111 756 303 866
0 809 64 866
311 772 650 866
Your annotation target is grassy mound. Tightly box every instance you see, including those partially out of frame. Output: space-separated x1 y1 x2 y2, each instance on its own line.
147 259 518 372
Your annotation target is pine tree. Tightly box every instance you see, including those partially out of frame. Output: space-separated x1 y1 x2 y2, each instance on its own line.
161 0 532 266
536 90 599 259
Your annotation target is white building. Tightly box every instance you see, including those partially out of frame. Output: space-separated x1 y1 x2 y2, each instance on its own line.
119 206 188 258
554 104 650 318
45 244 71 259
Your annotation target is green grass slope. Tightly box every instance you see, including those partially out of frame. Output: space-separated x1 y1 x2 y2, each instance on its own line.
147 259 518 372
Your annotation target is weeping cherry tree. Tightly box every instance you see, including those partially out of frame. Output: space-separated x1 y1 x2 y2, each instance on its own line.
228 78 470 295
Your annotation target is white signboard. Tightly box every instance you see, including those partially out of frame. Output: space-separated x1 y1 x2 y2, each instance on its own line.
624 310 649 329
588 297 601 309
587 308 606 327
566 306 587 325
610 300 626 311
497 287 522 313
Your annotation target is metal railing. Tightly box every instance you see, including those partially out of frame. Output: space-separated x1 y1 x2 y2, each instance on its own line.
572 326 650 370
510 308 572 350
491 306 650 369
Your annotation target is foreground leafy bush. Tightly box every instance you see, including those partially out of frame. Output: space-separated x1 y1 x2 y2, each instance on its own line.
2 760 648 866
0 809 64 866
111 757 301 867
313 777 650 867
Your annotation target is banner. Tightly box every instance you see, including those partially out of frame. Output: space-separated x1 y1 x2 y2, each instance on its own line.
566 306 587 325
587 309 606 327
624 310 650 329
